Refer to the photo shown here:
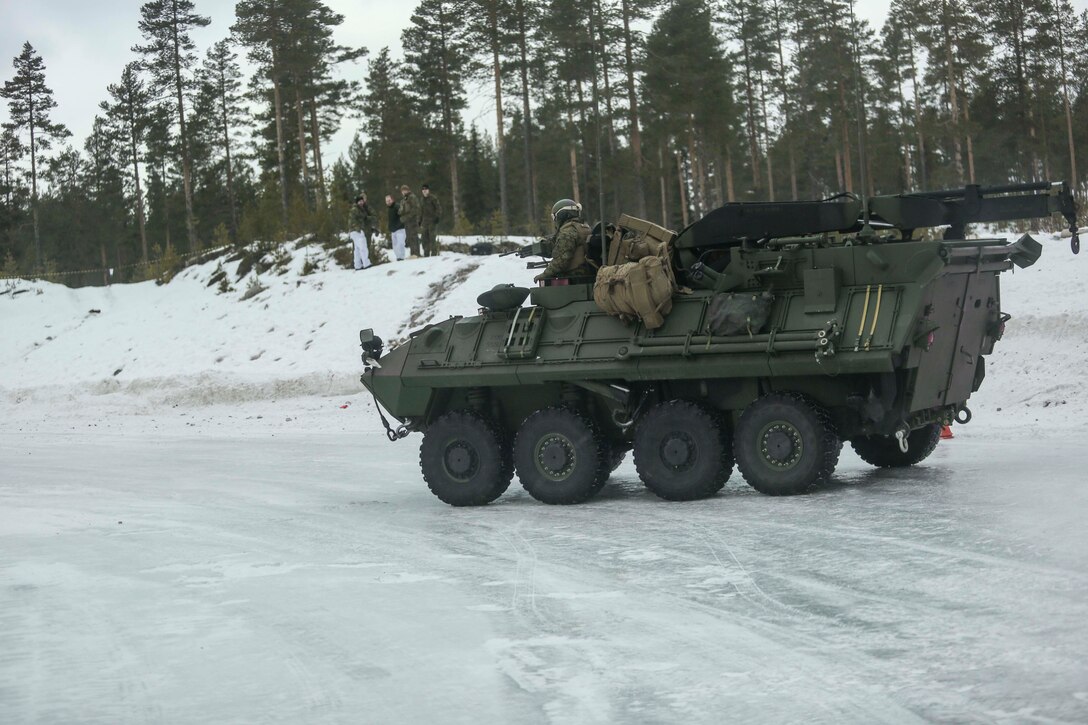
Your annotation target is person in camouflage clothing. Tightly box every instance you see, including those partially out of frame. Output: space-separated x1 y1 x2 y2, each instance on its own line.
398 184 422 257
419 184 442 257
348 193 378 270
534 199 597 283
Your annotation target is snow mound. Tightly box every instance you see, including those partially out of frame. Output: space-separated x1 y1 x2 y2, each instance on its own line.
1 231 1084 431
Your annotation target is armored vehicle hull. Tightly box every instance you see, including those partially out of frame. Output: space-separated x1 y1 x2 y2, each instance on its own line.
359 182 1079 506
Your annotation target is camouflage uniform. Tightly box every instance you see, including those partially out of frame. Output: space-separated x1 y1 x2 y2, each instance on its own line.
420 193 442 257
398 191 422 256
349 199 378 269
350 200 377 238
535 220 596 281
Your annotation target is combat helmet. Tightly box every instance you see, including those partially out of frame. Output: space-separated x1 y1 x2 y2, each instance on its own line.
552 199 582 228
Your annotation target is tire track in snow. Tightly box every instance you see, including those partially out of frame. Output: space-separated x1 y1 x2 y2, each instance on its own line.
391 259 483 348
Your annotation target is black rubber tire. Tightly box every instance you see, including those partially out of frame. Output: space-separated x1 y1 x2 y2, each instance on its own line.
851 423 942 468
633 401 733 501
419 410 513 506
734 393 841 496
609 447 628 473
514 407 609 505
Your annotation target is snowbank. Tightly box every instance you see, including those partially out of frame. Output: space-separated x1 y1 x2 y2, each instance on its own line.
1 231 1084 431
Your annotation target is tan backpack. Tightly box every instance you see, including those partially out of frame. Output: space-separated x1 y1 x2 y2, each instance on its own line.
593 249 677 330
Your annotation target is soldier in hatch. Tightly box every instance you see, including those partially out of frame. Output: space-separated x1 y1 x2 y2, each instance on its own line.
534 199 598 284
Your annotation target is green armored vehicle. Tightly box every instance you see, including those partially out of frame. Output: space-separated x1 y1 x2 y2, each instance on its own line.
359 181 1080 506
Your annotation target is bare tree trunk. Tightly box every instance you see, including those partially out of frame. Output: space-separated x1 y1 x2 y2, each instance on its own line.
1056 8 1078 192
741 34 762 192
130 125 149 262
658 143 668 226
838 82 854 191
434 4 461 226
771 0 797 199
688 119 706 216
159 155 172 250
271 72 289 228
893 55 914 190
488 3 509 235
715 154 725 206
576 79 592 213
941 4 965 184
725 147 736 202
758 72 775 201
835 92 852 189
620 0 646 217
171 0 198 252
566 84 580 203
675 148 689 227
294 82 312 208
515 0 536 230
307 94 326 208
908 36 927 188
221 76 238 239
28 98 41 267
963 98 976 183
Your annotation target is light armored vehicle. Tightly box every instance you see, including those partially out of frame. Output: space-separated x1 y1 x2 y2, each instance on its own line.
359 181 1080 506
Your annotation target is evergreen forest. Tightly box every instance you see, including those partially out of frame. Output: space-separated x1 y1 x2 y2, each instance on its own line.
2 0 1087 284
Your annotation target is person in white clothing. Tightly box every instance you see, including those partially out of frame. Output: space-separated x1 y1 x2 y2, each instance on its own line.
385 194 406 261
349 193 377 270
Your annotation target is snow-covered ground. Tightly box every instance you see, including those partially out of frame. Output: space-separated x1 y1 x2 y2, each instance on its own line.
2 233 1086 723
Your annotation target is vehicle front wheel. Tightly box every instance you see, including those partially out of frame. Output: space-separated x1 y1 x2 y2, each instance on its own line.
419 410 513 506
734 393 840 496
514 407 609 505
851 423 942 468
633 400 733 501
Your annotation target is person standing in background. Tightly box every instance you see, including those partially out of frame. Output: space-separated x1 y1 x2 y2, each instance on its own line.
385 193 406 261
398 184 422 257
420 184 442 257
348 193 377 270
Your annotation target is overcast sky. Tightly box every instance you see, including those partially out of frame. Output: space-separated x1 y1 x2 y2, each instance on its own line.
2 0 1086 167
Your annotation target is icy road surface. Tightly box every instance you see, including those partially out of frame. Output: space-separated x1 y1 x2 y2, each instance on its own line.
2 409 1086 724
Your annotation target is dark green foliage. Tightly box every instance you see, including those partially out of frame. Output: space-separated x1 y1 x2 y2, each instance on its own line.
1 0 1086 283
1 42 71 268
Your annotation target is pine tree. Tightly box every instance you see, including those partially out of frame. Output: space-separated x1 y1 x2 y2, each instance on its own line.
1 42 71 268
643 0 733 220
198 40 245 240
461 124 497 230
462 0 515 234
724 0 775 198
915 0 986 184
616 0 659 216
402 0 473 227
133 0 211 252
102 63 152 263
233 0 291 225
359 48 428 201
0 129 26 260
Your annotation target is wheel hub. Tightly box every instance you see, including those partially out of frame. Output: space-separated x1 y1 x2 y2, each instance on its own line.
536 434 576 479
760 422 802 468
661 433 694 469
443 441 479 480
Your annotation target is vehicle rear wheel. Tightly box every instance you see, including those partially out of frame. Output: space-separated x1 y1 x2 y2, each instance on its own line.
633 400 733 501
419 410 513 506
734 393 840 496
514 407 609 505
851 423 942 468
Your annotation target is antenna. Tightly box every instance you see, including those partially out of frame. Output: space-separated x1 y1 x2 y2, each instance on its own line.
847 0 871 228
589 0 607 259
